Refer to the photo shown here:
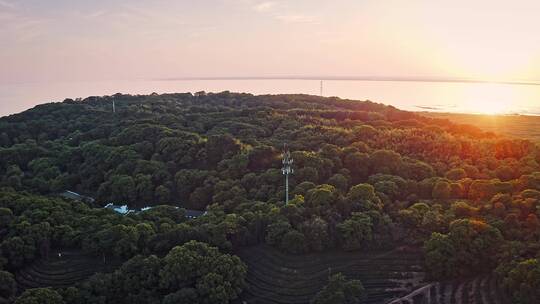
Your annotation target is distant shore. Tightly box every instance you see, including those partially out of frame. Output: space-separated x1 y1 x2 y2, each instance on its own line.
2 79 539 117
157 75 540 87
420 111 540 142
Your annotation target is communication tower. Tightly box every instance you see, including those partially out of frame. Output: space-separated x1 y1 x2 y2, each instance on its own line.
281 144 294 204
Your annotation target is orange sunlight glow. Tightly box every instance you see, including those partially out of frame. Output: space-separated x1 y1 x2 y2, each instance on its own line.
459 84 516 115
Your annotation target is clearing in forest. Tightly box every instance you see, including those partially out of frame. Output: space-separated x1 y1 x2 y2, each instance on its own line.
236 245 424 304
16 250 122 290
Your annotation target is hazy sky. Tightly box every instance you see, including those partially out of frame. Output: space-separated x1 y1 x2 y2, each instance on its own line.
2 0 540 84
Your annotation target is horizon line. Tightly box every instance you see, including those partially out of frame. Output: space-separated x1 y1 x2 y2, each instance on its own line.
154 75 540 86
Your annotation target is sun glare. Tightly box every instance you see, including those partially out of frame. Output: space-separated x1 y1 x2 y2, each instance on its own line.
460 84 515 115
474 101 510 115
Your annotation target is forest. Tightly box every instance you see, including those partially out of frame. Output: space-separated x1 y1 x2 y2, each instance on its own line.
0 92 539 303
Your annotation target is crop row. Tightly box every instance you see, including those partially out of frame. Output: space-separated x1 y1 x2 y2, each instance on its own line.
388 275 511 304
235 245 425 304
16 251 122 290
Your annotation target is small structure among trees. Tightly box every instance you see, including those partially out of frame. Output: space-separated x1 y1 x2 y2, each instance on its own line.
60 190 95 204
282 144 294 204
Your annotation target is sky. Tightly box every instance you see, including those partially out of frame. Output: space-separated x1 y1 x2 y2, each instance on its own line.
2 0 540 85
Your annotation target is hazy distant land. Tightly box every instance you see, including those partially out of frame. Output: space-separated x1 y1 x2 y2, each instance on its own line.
421 112 540 142
2 78 540 117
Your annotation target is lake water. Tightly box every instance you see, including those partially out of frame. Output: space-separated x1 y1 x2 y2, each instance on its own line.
1 79 540 117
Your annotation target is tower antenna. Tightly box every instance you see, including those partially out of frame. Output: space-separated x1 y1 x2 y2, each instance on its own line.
112 100 116 113
320 80 323 96
281 143 294 204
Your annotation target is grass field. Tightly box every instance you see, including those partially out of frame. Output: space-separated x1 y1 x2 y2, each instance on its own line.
388 274 511 304
235 245 425 304
420 112 540 143
16 250 123 290
236 245 512 304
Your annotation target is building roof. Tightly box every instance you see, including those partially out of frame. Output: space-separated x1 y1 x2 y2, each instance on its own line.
60 191 95 203
102 204 206 218
104 203 134 215
185 209 207 218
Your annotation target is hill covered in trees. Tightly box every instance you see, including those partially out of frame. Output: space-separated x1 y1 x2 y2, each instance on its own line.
0 92 539 303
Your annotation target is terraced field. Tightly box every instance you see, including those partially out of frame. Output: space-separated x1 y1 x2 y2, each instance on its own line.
235 245 425 304
388 274 511 304
16 251 123 290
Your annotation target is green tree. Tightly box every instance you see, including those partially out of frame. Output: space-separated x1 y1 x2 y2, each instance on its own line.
0 270 17 300
337 212 373 251
110 175 136 203
135 174 154 203
305 184 340 213
369 149 402 175
0 208 13 228
15 288 64 304
296 166 319 184
345 183 381 213
343 152 369 182
424 219 503 279
432 180 451 200
424 233 455 279
280 230 307 254
499 259 540 304
311 273 365 304
205 134 241 166
162 288 198 304
159 241 246 303
445 168 467 181
247 145 278 172
327 173 349 192
266 220 292 246
299 217 330 252
1 236 35 269
468 180 497 201
110 255 162 303
293 181 317 196
96 224 139 258
155 185 171 204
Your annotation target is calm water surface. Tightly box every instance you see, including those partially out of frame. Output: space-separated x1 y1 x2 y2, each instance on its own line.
1 79 540 117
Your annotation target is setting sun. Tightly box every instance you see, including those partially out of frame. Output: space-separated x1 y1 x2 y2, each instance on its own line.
455 83 519 115
467 84 516 115
470 102 509 115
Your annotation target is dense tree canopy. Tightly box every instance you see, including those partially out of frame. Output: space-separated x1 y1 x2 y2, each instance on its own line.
74 241 246 304
1 92 540 303
14 288 63 304
497 259 540 304
311 273 365 304
424 219 503 279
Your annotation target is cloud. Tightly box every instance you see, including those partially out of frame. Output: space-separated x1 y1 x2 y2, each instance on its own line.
0 16 51 43
275 14 317 24
0 1 51 43
0 0 16 9
253 1 276 12
245 1 318 24
84 10 108 19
